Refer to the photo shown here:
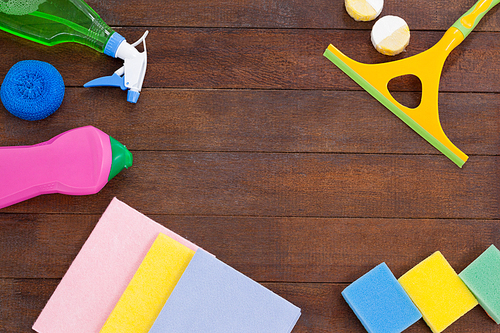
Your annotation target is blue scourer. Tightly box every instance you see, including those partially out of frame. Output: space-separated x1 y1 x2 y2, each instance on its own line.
342 263 422 333
1 60 65 121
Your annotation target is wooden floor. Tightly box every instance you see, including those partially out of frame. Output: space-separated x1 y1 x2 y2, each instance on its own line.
1 0 500 332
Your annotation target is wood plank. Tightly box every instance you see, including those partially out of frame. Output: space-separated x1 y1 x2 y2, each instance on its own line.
1 213 498 280
1 0 498 332
0 279 59 333
85 0 500 31
1 89 498 155
0 152 498 217
0 279 497 333
1 28 500 92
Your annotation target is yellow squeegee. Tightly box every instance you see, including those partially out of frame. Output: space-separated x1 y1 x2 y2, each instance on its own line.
324 0 500 167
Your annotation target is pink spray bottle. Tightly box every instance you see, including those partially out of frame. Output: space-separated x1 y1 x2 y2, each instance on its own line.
0 126 133 209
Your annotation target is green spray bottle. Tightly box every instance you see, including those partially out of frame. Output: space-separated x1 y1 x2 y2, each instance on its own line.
0 0 148 103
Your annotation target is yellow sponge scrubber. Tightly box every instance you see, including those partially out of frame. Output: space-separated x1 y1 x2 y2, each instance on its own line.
398 251 478 333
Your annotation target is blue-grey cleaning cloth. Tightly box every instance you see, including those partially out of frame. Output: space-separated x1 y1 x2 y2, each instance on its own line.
148 249 301 333
1 60 64 121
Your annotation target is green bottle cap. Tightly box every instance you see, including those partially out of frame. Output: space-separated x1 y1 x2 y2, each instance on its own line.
108 136 133 181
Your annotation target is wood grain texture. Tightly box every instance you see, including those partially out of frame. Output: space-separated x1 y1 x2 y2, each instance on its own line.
1 153 500 219
1 214 499 280
1 28 500 92
1 0 499 332
1 89 499 154
84 0 500 31
0 279 498 333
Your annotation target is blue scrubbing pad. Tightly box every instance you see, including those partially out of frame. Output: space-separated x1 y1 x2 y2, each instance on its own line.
342 263 422 333
459 245 500 324
1 60 64 121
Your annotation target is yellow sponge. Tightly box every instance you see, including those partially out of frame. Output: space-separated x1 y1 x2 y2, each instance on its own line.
398 251 478 333
99 233 195 333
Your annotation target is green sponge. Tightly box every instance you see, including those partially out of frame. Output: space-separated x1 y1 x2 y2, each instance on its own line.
459 245 500 324
398 251 478 333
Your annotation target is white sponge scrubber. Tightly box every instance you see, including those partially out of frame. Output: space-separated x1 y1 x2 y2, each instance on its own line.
345 0 383 22
371 15 410 56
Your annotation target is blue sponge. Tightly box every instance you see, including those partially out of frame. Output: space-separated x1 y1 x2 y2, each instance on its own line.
1 60 64 121
342 263 422 333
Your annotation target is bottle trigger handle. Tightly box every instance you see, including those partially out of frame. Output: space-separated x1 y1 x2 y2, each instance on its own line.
83 72 127 90
85 31 149 103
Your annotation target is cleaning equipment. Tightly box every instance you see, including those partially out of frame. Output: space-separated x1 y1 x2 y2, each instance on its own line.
371 15 410 56
398 251 478 333
1 60 65 120
148 249 301 333
459 245 500 324
341 263 422 333
33 198 203 333
324 0 500 167
345 0 384 21
0 0 148 103
99 233 195 333
0 126 132 209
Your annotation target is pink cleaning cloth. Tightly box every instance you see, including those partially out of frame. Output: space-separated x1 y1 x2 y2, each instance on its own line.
32 197 201 333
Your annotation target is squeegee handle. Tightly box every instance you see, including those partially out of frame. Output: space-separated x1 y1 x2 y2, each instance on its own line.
452 0 500 38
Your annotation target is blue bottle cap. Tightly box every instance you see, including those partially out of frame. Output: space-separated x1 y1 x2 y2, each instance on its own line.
127 90 140 103
104 32 126 58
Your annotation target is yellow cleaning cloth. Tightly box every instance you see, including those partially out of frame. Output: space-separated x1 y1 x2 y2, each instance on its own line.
398 251 478 333
99 233 195 333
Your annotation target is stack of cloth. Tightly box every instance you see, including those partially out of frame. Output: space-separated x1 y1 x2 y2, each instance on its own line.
32 198 301 333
